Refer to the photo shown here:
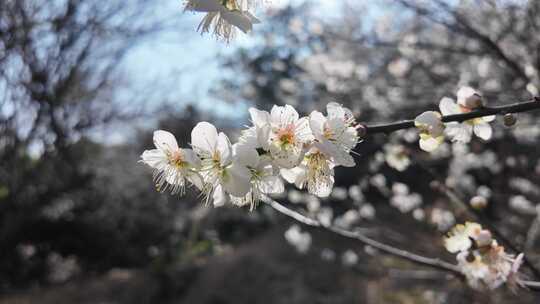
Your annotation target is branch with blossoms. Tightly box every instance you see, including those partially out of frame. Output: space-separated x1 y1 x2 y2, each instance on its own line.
140 87 540 292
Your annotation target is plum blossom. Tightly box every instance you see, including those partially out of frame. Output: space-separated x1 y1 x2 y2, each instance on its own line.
140 130 202 194
229 143 284 210
444 222 482 253
309 102 359 167
414 111 445 152
191 122 252 206
184 0 261 42
445 223 525 290
244 105 313 169
281 148 335 197
439 88 495 143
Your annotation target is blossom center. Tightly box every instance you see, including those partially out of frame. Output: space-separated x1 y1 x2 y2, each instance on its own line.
276 125 296 147
168 150 187 168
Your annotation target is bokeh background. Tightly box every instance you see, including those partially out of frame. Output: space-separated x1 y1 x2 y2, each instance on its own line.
2 0 540 303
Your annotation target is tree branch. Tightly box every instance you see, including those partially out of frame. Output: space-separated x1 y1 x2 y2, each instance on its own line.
363 97 540 135
261 195 462 276
261 195 540 291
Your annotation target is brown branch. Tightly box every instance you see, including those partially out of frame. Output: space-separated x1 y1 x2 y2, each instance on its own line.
362 97 540 135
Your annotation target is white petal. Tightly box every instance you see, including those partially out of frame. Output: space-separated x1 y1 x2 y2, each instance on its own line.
141 149 167 168
309 111 326 140
153 130 179 152
271 104 299 127
191 122 218 154
415 111 442 127
474 121 492 140
185 0 222 12
280 166 307 189
213 184 227 207
259 175 284 194
249 108 270 128
295 117 314 142
439 97 461 116
217 132 232 165
222 163 252 197
483 115 496 122
419 137 441 152
457 86 483 108
269 143 303 169
233 143 260 168
445 122 472 143
220 9 253 33
326 102 346 120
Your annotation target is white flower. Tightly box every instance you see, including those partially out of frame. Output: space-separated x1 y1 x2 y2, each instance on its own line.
281 148 335 198
229 143 284 210
140 130 202 194
249 105 313 169
184 0 261 42
414 111 445 152
309 102 358 167
439 96 495 143
191 122 251 206
444 222 482 253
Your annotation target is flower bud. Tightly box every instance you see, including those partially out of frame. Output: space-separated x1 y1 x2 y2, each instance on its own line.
470 195 488 210
457 86 483 109
475 229 493 247
503 113 517 127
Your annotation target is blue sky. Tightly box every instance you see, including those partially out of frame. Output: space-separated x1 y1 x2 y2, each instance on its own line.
121 0 343 118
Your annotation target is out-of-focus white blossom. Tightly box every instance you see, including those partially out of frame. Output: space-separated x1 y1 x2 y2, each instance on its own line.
414 111 445 152
341 250 359 267
390 183 422 213
470 195 488 210
431 208 455 231
383 143 410 171
284 224 312 254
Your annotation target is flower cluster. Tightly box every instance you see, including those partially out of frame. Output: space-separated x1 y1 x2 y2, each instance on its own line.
444 222 524 290
414 87 495 152
141 103 359 209
184 0 264 42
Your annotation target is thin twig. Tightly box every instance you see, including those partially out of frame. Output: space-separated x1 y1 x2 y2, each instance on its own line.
362 98 540 135
261 195 462 276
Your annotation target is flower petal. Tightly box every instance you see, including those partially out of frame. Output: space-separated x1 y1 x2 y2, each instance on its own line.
191 122 218 154
141 149 167 168
153 130 179 152
233 143 260 168
222 163 252 197
213 184 227 207
259 175 284 194
439 97 461 116
220 9 253 33
271 104 299 128
474 121 492 140
217 132 232 165
445 122 472 143
309 111 326 140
